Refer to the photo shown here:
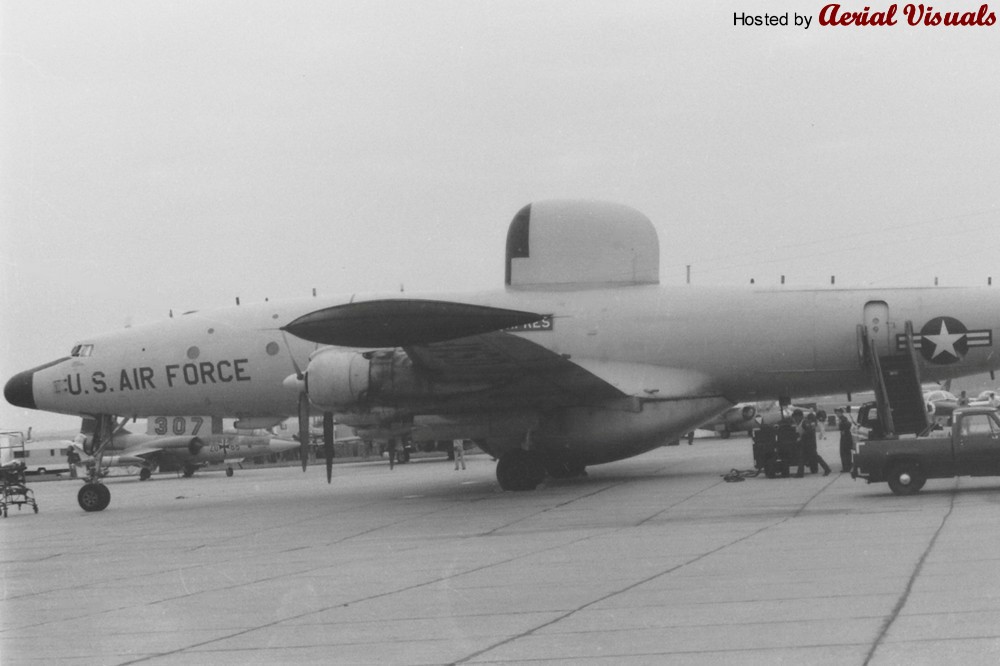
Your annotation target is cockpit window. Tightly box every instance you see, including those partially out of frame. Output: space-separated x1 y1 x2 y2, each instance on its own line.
70 344 94 357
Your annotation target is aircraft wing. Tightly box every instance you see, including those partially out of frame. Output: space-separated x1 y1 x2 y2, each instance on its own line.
402 331 627 408
118 445 165 458
285 300 631 409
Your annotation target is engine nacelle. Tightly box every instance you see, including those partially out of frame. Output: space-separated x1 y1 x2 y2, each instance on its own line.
305 348 425 411
306 349 373 410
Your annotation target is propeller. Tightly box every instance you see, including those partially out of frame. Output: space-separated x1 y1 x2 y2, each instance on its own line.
323 412 334 483
281 331 312 473
281 331 336 480
298 392 310 472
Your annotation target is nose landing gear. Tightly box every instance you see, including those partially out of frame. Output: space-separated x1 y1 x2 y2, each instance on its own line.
78 483 111 512
76 414 126 512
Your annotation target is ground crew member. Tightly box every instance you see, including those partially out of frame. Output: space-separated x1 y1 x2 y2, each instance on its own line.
796 413 831 476
66 445 81 479
816 408 828 439
453 439 466 470
790 410 807 477
386 438 397 470
837 408 854 473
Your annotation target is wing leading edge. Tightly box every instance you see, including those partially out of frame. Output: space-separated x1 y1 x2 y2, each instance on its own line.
282 299 546 348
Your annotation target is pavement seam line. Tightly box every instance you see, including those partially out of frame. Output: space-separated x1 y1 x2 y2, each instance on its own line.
453 473 837 663
453 513 794 665
863 480 958 665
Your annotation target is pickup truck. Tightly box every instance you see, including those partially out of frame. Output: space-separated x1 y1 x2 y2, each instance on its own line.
852 406 1000 495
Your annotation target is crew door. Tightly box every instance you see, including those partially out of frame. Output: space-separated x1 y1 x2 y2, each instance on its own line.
863 301 892 356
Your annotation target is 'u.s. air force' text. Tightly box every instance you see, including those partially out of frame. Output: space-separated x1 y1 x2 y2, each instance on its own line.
58 359 251 396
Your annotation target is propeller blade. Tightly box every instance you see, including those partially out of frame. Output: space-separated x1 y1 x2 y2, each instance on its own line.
281 330 307 377
323 412 334 484
298 392 310 472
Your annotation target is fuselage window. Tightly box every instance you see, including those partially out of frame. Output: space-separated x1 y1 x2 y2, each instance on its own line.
71 344 94 357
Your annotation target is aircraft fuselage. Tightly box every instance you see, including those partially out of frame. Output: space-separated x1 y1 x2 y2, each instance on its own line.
8 284 999 421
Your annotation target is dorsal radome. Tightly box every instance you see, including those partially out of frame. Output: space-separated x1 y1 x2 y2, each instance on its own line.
505 200 660 290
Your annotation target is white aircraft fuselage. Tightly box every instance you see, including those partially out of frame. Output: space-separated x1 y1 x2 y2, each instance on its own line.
9 286 1000 450
6 201 999 489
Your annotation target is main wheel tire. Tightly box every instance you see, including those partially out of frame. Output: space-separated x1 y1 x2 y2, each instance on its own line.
78 484 107 512
496 450 544 491
139 468 152 481
887 461 926 495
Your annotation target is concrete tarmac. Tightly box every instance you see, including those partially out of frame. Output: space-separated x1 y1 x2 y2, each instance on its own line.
3 438 1000 665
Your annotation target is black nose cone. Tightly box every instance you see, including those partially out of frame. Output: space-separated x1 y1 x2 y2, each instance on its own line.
5 369 37 410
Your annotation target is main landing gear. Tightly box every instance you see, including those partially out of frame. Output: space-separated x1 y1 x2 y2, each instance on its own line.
495 450 587 491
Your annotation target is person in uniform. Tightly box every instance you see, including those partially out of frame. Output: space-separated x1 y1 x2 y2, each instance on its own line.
796 412 831 476
66 445 81 479
386 438 397 470
453 439 466 470
837 408 854 473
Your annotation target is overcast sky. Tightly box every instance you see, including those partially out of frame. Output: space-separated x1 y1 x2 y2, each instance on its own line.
3 1 999 431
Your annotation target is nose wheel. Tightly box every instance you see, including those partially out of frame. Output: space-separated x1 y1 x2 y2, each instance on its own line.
78 483 111 512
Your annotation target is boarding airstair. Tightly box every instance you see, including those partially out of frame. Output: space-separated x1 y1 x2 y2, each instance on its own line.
859 320 929 437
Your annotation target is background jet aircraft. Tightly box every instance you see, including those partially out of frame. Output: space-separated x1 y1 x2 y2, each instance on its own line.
923 388 1000 421
76 417 298 482
7 200 1000 511
698 402 761 438
698 401 818 438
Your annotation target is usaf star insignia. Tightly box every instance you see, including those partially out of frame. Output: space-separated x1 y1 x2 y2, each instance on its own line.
896 316 993 364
